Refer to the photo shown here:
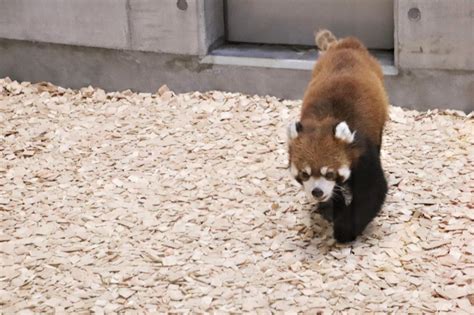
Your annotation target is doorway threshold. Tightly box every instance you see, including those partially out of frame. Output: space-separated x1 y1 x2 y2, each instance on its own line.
201 43 398 76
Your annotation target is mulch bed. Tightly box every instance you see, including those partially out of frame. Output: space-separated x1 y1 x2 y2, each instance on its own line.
1 78 473 313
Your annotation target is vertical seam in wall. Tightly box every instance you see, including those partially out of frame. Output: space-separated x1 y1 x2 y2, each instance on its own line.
196 0 206 56
126 0 133 50
223 0 229 42
394 0 400 69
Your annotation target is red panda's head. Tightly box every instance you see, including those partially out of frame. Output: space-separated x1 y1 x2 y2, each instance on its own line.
287 118 357 202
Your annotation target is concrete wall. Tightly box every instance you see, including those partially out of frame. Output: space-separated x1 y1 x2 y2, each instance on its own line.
396 0 474 70
0 0 224 55
0 0 472 111
1 39 472 112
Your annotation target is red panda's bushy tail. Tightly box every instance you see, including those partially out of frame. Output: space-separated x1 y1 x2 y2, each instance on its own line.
315 29 337 51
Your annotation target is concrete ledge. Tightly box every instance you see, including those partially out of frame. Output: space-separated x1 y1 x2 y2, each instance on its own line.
201 55 399 76
385 70 474 112
0 39 472 112
201 44 399 75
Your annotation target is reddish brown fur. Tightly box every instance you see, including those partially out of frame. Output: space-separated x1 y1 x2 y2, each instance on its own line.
289 30 389 173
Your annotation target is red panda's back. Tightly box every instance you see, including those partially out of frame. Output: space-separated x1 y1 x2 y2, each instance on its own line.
302 38 389 147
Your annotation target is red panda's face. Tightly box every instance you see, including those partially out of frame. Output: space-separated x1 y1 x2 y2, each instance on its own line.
287 120 354 202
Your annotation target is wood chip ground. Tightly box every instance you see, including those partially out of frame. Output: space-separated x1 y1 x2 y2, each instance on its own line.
1 78 473 313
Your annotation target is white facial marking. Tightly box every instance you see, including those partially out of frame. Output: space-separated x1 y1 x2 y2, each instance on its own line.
290 163 298 177
335 121 355 143
303 176 336 202
304 165 311 176
338 166 351 182
320 166 328 176
302 177 315 200
287 122 299 141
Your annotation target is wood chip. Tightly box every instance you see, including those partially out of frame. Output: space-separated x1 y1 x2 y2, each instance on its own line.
436 286 469 299
422 240 450 250
157 84 170 96
168 289 183 301
162 256 178 266
112 178 124 187
118 288 135 299
468 294 474 306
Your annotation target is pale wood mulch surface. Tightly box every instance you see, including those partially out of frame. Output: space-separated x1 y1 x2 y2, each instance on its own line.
0 78 473 314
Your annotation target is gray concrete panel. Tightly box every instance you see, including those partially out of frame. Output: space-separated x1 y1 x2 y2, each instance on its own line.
397 0 474 70
129 0 200 54
0 0 129 49
0 0 223 55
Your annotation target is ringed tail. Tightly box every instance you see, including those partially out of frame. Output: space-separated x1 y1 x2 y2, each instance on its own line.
315 29 337 51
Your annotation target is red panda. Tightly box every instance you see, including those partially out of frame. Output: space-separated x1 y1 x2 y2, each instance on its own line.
287 29 389 243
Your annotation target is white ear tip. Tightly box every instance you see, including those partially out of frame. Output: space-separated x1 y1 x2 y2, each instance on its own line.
335 121 355 143
338 166 351 182
287 122 299 140
337 121 347 128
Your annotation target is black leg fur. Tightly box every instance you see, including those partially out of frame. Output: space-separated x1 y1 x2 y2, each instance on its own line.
317 199 334 222
332 138 388 243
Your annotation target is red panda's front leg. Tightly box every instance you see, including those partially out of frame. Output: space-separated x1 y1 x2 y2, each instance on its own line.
333 195 356 243
333 139 388 243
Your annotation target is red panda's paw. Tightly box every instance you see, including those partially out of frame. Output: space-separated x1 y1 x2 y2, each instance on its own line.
317 200 334 222
333 223 356 243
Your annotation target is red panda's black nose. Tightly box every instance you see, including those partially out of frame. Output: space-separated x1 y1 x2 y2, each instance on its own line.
312 188 324 198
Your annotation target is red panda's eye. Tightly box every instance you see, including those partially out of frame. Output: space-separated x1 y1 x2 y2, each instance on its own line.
325 172 336 180
300 172 310 181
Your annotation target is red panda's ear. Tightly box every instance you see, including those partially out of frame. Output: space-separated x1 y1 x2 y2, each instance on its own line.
287 121 303 141
334 121 355 143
